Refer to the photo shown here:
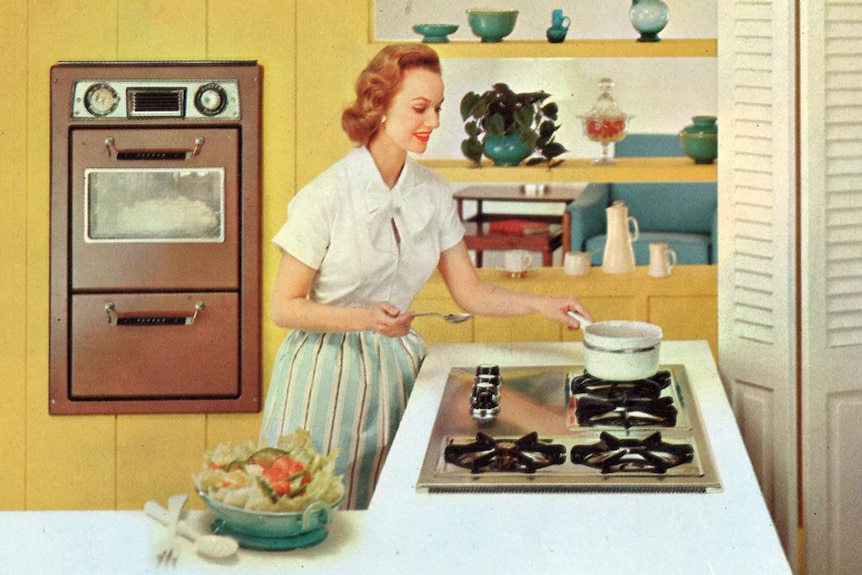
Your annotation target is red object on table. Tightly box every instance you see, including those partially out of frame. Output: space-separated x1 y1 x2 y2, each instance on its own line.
453 184 586 267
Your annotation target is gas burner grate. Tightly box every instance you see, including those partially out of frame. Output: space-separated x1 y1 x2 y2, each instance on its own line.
444 432 566 474
570 370 677 428
570 431 694 474
570 370 672 400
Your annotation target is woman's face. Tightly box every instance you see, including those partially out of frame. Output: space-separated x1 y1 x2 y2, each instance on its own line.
380 67 444 154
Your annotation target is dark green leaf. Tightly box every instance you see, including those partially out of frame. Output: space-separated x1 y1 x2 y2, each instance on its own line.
461 137 483 165
514 106 534 129
464 120 480 137
519 129 539 151
485 113 506 137
540 141 568 159
541 102 559 120
539 119 558 138
460 92 480 120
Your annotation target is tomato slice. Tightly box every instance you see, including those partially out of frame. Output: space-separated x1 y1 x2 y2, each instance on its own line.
261 456 312 497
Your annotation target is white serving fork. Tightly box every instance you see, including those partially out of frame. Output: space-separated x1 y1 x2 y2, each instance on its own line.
155 493 188 566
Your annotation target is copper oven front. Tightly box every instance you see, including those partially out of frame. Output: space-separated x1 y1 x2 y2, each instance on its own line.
50 61 261 414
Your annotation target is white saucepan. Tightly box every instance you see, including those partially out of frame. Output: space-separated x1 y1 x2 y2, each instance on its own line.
568 311 662 381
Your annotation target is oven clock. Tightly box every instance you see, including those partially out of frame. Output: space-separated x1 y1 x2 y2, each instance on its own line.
194 83 228 116
84 83 120 117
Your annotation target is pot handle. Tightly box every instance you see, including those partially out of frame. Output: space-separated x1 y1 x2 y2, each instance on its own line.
566 310 593 328
301 500 331 531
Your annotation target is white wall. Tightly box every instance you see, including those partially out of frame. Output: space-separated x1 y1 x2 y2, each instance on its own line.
376 1 717 266
375 1 717 159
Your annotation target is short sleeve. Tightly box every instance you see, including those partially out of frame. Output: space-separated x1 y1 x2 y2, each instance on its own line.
438 192 466 251
272 177 336 269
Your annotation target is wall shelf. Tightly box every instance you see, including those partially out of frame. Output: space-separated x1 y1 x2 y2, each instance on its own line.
368 39 716 59
417 157 717 183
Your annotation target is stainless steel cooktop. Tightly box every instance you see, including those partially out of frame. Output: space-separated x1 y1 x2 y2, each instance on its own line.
416 364 721 493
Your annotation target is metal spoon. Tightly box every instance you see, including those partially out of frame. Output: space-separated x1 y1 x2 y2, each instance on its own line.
145 499 239 559
412 311 473 324
566 310 593 328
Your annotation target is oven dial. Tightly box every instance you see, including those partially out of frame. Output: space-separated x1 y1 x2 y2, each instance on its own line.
194 83 228 116
84 83 120 117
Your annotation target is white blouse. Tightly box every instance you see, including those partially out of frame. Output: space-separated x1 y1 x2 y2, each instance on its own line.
273 146 465 312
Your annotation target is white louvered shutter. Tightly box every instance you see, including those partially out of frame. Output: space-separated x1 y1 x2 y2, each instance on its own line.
717 0 799 569
799 2 862 574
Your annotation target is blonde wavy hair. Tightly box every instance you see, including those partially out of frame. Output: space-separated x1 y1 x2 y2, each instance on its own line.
342 43 441 146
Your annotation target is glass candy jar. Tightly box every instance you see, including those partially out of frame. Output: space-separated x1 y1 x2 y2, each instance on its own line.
580 78 631 165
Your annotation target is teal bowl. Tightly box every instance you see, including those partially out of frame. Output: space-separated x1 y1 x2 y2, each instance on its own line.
412 23 459 43
196 487 342 540
679 132 718 164
467 9 518 42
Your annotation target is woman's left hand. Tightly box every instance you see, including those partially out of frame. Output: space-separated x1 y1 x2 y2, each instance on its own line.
543 297 593 330
370 302 414 337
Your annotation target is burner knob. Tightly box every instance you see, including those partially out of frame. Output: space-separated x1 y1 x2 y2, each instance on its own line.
471 381 501 419
476 364 500 377
476 364 501 388
194 83 228 116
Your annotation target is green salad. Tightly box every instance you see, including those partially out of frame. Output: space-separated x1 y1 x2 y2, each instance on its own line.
194 429 344 512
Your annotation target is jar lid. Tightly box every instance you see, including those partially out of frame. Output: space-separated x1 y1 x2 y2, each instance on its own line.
584 78 628 118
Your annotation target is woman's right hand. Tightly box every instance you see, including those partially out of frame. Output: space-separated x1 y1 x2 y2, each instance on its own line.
369 302 413 337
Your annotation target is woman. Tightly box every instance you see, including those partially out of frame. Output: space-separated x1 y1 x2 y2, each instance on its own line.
259 43 592 509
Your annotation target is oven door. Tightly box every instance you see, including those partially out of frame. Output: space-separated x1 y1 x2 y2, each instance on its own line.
70 127 239 291
70 292 240 399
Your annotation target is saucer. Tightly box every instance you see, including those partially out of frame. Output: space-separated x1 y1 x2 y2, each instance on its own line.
499 268 531 279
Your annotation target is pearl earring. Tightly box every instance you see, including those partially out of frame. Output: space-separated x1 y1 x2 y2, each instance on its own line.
381 114 387 124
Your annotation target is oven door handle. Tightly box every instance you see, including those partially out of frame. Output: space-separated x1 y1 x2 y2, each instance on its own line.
104 301 205 326
104 136 205 160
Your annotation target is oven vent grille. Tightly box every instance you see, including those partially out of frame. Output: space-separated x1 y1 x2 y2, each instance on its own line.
127 88 185 118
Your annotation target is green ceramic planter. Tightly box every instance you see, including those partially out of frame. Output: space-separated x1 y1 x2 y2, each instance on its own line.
483 131 532 166
679 116 718 164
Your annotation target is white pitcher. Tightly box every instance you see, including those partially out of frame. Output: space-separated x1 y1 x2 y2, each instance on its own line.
648 242 677 277
601 200 639 274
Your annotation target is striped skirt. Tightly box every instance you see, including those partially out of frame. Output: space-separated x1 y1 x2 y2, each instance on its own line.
258 329 426 510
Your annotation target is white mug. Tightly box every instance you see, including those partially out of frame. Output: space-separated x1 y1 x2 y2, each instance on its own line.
504 250 533 273
648 242 677 277
563 251 591 276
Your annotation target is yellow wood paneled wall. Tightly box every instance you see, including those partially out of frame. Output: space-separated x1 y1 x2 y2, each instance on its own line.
0 0 302 511
0 1 716 511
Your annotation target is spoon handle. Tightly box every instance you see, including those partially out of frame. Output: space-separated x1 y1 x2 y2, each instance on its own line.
145 499 200 542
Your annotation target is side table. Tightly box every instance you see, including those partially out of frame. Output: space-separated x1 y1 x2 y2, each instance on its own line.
453 184 586 267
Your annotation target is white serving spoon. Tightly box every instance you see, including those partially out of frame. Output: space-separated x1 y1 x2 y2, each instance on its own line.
412 311 473 324
566 310 593 328
145 499 239 559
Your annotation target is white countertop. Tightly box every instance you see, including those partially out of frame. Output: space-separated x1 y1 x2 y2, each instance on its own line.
0 342 791 575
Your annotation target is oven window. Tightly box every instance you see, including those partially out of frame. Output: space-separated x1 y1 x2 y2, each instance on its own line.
84 168 225 242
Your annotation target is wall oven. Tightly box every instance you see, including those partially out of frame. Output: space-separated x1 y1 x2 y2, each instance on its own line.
50 61 261 414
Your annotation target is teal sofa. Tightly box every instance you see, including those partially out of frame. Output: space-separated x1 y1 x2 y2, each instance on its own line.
564 134 718 265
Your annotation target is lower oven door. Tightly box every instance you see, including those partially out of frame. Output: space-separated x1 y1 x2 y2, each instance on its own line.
70 292 240 399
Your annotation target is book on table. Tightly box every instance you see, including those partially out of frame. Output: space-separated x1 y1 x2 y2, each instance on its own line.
487 218 560 236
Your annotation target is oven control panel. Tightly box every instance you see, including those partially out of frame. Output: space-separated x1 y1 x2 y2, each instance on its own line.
71 79 241 120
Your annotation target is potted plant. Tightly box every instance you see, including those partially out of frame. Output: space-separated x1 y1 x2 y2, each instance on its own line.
460 83 567 167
